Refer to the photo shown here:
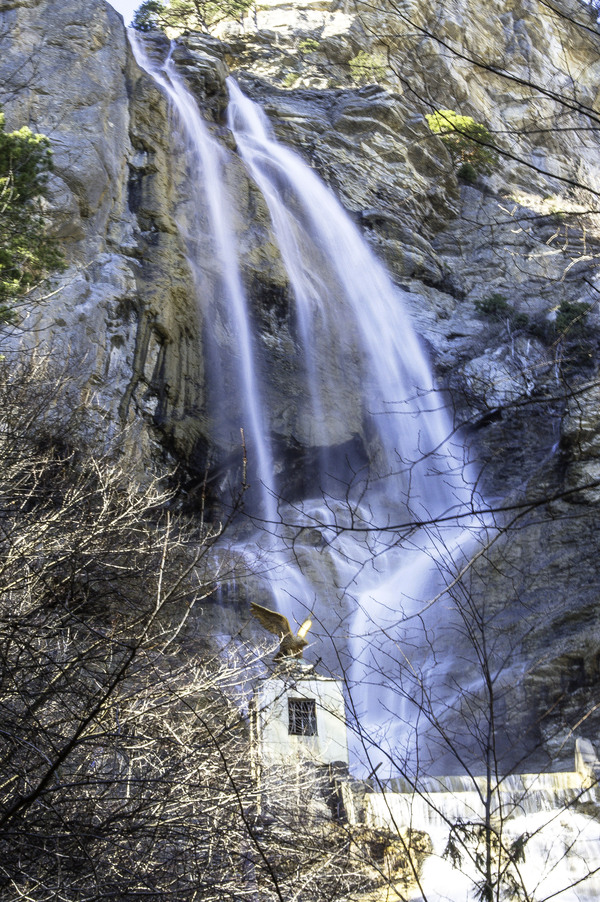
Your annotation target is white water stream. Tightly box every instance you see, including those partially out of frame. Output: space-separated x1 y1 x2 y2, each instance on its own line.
129 33 278 523
225 78 487 770
226 79 467 517
365 773 600 902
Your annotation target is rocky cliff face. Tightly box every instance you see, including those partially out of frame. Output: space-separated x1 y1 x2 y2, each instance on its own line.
0 0 210 468
2 0 600 764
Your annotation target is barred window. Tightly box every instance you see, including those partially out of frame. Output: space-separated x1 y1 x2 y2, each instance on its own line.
288 697 317 736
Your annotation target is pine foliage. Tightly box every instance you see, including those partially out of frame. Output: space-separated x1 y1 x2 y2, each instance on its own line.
133 0 253 33
0 111 63 321
426 109 498 179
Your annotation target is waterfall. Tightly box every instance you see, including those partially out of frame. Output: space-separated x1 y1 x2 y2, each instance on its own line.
226 77 485 772
129 33 486 774
129 33 278 522
363 771 600 902
226 78 468 522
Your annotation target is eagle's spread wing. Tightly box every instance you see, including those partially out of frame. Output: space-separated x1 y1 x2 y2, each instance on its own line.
250 602 293 638
297 618 312 639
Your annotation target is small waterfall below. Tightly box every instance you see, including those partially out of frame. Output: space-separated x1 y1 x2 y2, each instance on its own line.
130 34 487 774
361 767 600 902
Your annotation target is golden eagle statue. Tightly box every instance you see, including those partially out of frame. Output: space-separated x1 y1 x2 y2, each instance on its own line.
250 602 312 660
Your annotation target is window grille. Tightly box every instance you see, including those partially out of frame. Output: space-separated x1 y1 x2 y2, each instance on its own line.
288 697 317 736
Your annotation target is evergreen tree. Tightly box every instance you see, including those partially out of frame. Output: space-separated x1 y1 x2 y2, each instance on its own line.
0 111 63 322
133 0 253 33
425 109 498 182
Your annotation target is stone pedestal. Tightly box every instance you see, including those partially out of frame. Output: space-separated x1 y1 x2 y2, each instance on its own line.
251 661 349 767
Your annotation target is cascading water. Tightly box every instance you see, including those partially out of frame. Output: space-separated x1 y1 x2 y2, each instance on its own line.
364 769 600 902
226 78 468 520
129 33 278 523
226 77 486 771
130 33 485 774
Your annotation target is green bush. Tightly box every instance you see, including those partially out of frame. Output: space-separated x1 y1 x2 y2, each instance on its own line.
474 293 511 320
511 312 530 330
426 109 498 177
132 0 165 29
282 72 300 88
457 162 478 184
0 110 64 321
475 294 529 330
133 0 253 32
554 300 590 337
349 51 387 85
298 38 319 54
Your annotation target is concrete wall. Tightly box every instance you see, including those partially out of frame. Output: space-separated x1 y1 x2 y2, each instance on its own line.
253 665 349 766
